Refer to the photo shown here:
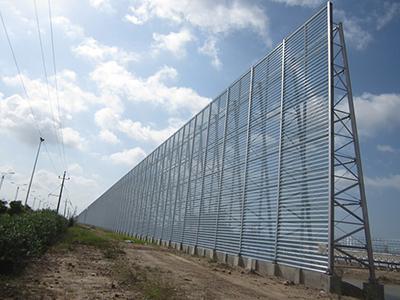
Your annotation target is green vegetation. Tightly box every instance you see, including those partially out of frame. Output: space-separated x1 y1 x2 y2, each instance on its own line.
58 225 113 250
0 206 67 274
56 225 145 259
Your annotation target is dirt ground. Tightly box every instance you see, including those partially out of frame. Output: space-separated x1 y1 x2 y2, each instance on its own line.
0 227 359 300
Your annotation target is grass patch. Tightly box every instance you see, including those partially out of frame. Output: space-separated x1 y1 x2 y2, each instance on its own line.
95 228 145 245
57 225 128 259
58 226 112 250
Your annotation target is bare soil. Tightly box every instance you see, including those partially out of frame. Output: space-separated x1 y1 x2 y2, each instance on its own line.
0 228 357 300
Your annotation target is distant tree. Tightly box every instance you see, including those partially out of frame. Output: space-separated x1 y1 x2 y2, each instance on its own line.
0 200 7 214
8 201 24 215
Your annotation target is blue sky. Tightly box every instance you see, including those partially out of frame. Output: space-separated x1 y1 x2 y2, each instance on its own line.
0 0 399 238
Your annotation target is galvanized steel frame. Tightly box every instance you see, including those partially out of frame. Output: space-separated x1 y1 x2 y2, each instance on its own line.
78 2 375 279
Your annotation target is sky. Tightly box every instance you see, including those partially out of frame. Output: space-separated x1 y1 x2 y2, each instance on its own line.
0 0 399 239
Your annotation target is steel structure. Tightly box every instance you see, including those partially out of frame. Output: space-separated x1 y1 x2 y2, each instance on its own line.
78 2 375 283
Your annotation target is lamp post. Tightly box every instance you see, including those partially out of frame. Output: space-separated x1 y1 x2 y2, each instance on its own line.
25 137 44 206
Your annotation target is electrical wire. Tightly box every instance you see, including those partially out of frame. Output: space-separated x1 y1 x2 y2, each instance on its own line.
0 8 62 179
33 0 64 169
47 0 67 170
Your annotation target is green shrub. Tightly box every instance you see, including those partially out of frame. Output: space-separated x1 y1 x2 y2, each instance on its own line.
0 209 67 274
0 200 7 214
8 201 25 215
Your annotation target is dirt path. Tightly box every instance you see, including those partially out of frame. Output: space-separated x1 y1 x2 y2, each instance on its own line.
0 227 352 299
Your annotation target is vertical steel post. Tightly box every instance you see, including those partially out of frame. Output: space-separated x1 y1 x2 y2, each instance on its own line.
327 0 335 275
153 144 167 237
141 157 154 237
196 107 212 246
238 67 254 254
147 150 160 238
170 127 186 242
136 159 150 237
274 39 285 262
161 137 175 241
214 89 230 249
181 117 198 244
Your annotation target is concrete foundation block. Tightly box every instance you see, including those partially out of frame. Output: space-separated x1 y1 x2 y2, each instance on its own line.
233 255 240 267
198 247 206 257
216 252 228 264
189 245 197 255
257 261 277 276
363 282 384 300
277 264 301 284
182 245 189 253
226 254 236 266
206 249 216 260
246 258 257 271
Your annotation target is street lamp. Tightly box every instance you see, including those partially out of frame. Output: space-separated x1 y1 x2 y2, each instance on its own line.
25 137 44 206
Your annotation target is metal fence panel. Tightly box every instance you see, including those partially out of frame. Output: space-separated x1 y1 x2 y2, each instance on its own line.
78 6 330 273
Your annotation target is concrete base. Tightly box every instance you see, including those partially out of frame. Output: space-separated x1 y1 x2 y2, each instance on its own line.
363 282 384 300
204 249 216 260
189 245 197 255
126 236 358 295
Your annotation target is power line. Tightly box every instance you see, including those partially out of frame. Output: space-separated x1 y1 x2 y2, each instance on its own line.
0 8 62 179
47 0 67 169
0 9 42 136
33 0 64 168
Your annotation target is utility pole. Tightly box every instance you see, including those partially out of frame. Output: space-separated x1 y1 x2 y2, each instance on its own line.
32 197 37 210
25 137 44 206
56 171 70 214
14 186 19 201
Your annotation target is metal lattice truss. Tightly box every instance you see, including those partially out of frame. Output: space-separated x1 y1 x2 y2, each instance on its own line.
329 16 375 282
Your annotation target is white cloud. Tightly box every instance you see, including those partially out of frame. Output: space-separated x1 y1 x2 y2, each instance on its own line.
52 16 85 39
269 0 322 7
152 28 194 58
377 144 397 153
95 107 120 129
354 93 400 137
0 71 101 148
108 147 146 166
366 174 400 191
377 2 400 30
90 61 210 114
88 0 115 13
73 37 139 64
61 127 86 151
95 107 183 144
335 10 373 51
124 0 269 40
98 129 120 144
68 163 83 174
198 37 222 69
118 118 182 144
